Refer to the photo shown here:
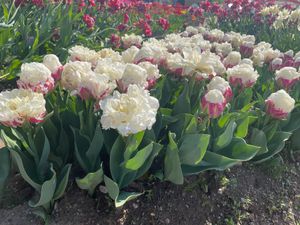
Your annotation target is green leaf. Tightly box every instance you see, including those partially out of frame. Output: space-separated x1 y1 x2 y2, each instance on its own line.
291 128 300 150
10 150 40 190
110 136 125 182
235 117 249 138
217 137 261 161
31 25 40 51
179 134 210 165
185 116 198 134
76 166 103 195
86 125 103 170
125 143 153 171
182 151 238 174
282 112 300 132
53 164 71 200
172 81 191 115
0 130 20 150
164 133 183 184
104 175 119 200
104 175 142 208
123 131 145 161
252 131 292 163
213 120 237 151
218 113 234 128
29 166 56 207
135 142 163 179
116 191 143 208
1 2 9 21
168 113 194 138
249 128 268 155
72 127 90 172
263 121 279 142
0 147 11 197
37 129 51 179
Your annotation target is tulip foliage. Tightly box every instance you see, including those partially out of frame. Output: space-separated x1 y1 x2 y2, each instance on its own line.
0 24 300 223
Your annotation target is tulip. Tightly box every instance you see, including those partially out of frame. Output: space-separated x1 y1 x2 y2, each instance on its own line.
201 89 226 118
265 90 295 119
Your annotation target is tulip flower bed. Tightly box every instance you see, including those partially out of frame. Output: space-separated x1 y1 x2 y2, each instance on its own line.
1 21 300 223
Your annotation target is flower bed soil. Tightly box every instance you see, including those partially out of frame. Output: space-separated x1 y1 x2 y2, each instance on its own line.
0 155 299 225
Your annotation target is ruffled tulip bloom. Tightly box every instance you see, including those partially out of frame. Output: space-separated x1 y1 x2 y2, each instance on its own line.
265 90 295 119
240 42 254 58
17 62 55 94
201 89 226 118
68 45 98 65
275 67 300 89
0 89 46 127
138 62 161 90
100 85 159 136
78 73 116 100
43 54 63 81
207 76 233 102
223 51 241 69
122 34 143 49
117 64 148 92
227 64 259 88
269 58 283 72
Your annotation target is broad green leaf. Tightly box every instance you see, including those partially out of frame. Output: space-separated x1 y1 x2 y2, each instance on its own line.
0 147 11 196
29 166 56 207
37 129 51 180
235 117 249 138
123 131 145 161
263 120 279 142
172 81 191 115
218 113 234 128
76 166 103 195
179 134 210 165
135 142 163 179
104 176 142 208
125 143 153 171
253 131 292 163
53 164 71 200
168 113 194 138
282 112 300 132
185 117 198 134
217 137 260 161
249 128 268 155
182 151 238 175
110 136 125 182
104 175 119 200
164 133 183 184
72 127 90 172
213 121 237 151
0 130 20 150
116 191 143 208
291 128 300 150
10 150 40 190
86 125 104 170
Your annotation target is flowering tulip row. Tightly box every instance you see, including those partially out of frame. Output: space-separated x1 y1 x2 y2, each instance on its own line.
1 24 300 222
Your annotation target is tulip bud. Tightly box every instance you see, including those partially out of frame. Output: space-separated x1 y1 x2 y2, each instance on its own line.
207 76 233 101
43 54 63 81
275 67 300 89
223 51 241 68
265 90 295 119
227 64 259 88
201 89 226 118
17 62 55 94
269 58 282 72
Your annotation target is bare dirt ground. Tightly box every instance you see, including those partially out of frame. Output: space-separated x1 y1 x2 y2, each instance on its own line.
0 152 299 225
